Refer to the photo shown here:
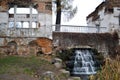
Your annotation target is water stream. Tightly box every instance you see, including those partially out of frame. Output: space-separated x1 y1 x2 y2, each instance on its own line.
71 49 96 75
65 48 103 80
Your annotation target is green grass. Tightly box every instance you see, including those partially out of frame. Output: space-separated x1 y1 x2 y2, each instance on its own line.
0 55 71 80
0 56 52 76
1 55 119 80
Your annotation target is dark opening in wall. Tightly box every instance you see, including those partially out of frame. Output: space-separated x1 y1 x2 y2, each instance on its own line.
105 8 114 13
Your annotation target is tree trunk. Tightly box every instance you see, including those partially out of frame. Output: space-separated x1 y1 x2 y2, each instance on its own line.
55 0 61 31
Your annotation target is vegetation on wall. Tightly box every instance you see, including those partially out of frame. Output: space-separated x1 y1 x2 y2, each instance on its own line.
53 32 119 57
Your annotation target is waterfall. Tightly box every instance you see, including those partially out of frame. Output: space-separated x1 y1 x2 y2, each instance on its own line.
71 49 96 75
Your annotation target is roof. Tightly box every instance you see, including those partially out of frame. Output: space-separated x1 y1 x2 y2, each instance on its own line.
87 0 120 21
0 0 51 7
0 0 52 13
107 0 120 8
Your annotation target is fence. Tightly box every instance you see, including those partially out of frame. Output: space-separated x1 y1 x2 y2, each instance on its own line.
7 28 39 37
5 25 107 38
53 25 107 33
7 25 52 38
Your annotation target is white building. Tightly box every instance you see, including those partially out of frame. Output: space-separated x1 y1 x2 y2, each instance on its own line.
87 0 120 33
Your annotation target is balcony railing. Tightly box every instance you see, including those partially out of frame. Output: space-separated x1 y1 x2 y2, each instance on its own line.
7 25 52 38
52 25 107 33
9 14 38 22
7 28 39 37
5 25 107 38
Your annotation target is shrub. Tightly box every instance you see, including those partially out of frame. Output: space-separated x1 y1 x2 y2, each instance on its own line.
90 56 120 80
56 49 73 62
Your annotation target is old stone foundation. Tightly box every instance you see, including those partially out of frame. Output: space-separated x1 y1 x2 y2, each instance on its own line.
53 32 119 57
0 37 52 56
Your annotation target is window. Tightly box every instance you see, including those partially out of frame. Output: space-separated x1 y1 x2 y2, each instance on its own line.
9 22 22 28
105 8 114 13
8 7 38 28
23 22 29 28
9 22 14 28
9 8 38 14
32 22 36 28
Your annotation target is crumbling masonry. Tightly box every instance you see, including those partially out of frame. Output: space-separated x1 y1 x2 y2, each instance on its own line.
0 0 52 55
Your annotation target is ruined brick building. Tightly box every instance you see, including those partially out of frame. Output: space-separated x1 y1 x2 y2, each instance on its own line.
0 0 52 55
0 0 120 56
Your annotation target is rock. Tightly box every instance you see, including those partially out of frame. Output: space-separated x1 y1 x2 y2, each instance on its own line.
68 77 81 80
52 58 62 69
54 62 62 69
43 71 54 75
54 58 62 63
59 69 70 78
59 69 70 74
42 71 55 80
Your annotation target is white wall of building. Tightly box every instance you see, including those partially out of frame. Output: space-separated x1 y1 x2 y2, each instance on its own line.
87 7 120 33
0 12 8 45
38 13 52 39
0 11 52 46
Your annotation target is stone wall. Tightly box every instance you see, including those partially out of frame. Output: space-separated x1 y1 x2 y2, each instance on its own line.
0 37 52 55
53 32 119 56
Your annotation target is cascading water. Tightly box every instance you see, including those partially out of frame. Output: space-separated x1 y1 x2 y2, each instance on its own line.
71 49 96 75
64 48 104 80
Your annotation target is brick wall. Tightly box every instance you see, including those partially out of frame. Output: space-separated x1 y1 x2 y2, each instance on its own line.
33 0 52 14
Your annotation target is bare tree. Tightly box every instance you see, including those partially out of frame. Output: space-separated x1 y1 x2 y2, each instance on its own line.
54 0 77 31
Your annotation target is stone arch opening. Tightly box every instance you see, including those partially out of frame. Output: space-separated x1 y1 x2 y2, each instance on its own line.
6 41 18 55
7 41 17 47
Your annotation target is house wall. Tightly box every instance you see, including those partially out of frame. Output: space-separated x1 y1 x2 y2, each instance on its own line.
38 13 52 38
87 7 120 32
87 7 120 44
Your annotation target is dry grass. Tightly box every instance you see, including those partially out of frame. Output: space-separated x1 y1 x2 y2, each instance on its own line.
90 55 120 80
